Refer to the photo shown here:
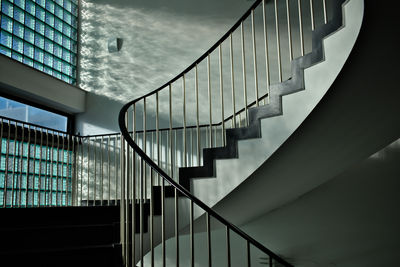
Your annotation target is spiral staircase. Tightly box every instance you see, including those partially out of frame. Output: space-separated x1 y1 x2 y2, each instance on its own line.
1 0 380 266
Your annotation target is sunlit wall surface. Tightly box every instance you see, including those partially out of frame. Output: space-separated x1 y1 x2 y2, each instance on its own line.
0 96 68 132
0 0 78 85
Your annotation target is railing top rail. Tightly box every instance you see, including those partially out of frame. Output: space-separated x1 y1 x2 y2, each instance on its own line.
0 115 69 135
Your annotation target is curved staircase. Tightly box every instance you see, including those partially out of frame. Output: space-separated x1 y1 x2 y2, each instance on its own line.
118 0 363 266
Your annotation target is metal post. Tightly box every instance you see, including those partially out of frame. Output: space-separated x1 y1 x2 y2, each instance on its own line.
263 0 271 104
274 0 283 82
207 55 213 146
251 9 259 106
219 45 226 145
241 22 248 125
230 34 236 128
286 0 293 61
298 0 305 56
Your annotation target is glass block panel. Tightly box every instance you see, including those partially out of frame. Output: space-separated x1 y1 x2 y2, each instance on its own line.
71 54 76 65
53 57 61 71
44 39 53 53
35 0 45 8
11 51 23 61
23 41 34 58
54 17 62 32
61 74 70 83
25 14 35 29
63 0 71 13
34 34 44 49
63 11 71 25
45 0 55 13
25 0 35 16
14 6 25 24
61 48 70 62
70 0 77 5
12 37 23 53
13 21 24 38
23 56 33 66
55 0 63 7
53 43 61 58
0 45 12 56
24 27 34 43
53 70 61 79
44 25 54 40
35 5 45 21
62 23 71 37
43 65 52 75
62 37 70 50
33 61 43 70
54 31 62 45
55 4 63 19
1 1 13 17
15 0 25 9
71 16 77 28
71 42 76 53
45 12 54 27
1 15 13 32
71 3 78 17
43 52 53 67
34 47 43 62
61 62 70 75
35 20 44 35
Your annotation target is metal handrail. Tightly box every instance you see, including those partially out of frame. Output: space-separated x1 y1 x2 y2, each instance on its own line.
118 102 293 266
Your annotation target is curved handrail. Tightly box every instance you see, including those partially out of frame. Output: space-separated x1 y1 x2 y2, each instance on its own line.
118 102 292 266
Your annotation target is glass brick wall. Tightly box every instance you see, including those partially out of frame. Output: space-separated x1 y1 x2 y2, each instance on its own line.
0 0 78 85
0 125 73 207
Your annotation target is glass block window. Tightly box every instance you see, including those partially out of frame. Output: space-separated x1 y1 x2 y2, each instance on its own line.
0 0 78 85
0 132 73 207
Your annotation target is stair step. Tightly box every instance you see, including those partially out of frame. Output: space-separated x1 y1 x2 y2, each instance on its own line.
1 244 123 267
0 223 119 252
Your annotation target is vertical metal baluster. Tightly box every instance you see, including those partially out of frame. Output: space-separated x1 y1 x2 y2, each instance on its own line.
45 130 49 206
25 125 31 207
174 130 177 179
161 164 166 267
230 34 237 128
191 128 194 167
50 131 55 206
156 93 160 184
263 0 271 103
274 0 283 82
190 199 194 267
119 134 125 265
207 55 213 147
0 119 3 206
149 166 153 267
286 0 293 62
132 147 136 267
18 125 24 207
139 158 144 267
114 136 117 204
247 241 251 267
11 124 18 207
32 127 37 206
251 9 259 106
87 138 90 206
56 132 60 206
64 135 67 206
175 187 179 267
310 0 315 30
38 129 43 207
298 0 305 56
80 137 84 206
168 85 173 178
182 75 187 167
71 136 75 206
124 117 130 267
108 136 111 205
241 22 248 125
100 136 104 205
207 212 212 267
93 137 97 204
269 256 273 267
4 121 11 207
143 98 147 199
322 0 327 24
194 66 200 166
226 226 231 267
219 45 226 145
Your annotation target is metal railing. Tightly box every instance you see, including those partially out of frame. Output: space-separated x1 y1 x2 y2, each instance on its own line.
118 0 336 266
